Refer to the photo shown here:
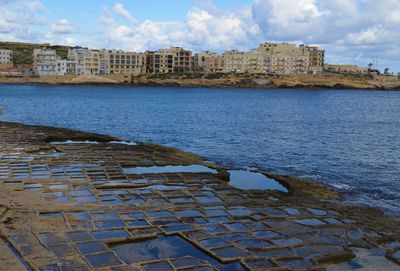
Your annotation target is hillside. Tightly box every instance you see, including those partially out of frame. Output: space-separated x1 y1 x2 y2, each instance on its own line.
0 41 71 65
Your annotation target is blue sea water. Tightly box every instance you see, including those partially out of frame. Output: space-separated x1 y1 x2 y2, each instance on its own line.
0 84 399 215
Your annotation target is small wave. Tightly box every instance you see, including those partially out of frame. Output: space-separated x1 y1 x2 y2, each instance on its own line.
331 183 351 190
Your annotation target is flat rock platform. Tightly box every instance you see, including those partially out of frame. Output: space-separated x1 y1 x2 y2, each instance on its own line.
0 121 399 271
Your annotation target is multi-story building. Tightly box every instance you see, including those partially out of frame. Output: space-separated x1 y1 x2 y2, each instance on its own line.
300 45 325 74
0 49 13 69
193 51 226 73
32 48 58 76
223 50 264 74
167 47 192 73
146 50 174 74
146 47 192 74
66 61 76 75
256 42 324 75
68 47 87 75
109 50 146 76
68 48 109 75
56 59 67 76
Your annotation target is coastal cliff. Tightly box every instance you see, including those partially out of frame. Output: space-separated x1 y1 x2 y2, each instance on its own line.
1 73 400 90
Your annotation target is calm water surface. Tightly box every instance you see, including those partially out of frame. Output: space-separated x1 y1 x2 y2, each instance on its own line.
0 84 399 215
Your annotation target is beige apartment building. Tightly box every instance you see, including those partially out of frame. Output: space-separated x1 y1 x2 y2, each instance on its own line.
146 47 192 74
0 49 13 69
32 48 58 76
167 47 192 73
256 43 324 75
146 50 174 74
193 51 226 73
68 48 109 75
223 50 264 74
83 49 109 75
109 50 146 76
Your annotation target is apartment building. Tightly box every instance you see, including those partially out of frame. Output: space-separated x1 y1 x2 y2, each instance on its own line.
146 47 192 74
109 50 146 76
256 43 324 75
193 51 226 73
146 50 174 74
223 50 264 74
32 48 58 76
67 48 109 75
167 47 192 73
67 47 87 75
0 49 13 69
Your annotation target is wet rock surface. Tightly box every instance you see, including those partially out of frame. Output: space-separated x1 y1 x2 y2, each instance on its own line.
0 121 399 270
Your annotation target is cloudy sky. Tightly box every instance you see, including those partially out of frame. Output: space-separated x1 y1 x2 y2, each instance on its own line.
1 0 399 72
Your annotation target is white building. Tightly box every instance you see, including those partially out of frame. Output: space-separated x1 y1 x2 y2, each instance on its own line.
32 48 58 76
0 49 13 68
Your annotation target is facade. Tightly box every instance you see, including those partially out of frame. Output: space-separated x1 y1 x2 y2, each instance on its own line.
68 48 109 75
0 49 13 69
302 45 325 74
67 48 88 75
146 47 192 74
146 50 174 74
32 48 58 76
109 50 146 76
193 51 226 73
256 43 324 75
167 47 192 73
223 50 264 74
56 59 67 76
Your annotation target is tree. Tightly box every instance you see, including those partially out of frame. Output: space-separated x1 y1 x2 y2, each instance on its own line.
368 62 373 70
384 67 390 76
201 56 206 72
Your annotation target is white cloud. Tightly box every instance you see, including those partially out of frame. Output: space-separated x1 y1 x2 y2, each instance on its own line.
113 3 136 24
51 19 73 34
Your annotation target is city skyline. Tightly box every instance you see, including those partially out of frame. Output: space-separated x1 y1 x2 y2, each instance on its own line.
1 0 399 72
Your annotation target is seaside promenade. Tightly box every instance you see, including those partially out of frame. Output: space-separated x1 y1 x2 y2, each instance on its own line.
0 121 399 270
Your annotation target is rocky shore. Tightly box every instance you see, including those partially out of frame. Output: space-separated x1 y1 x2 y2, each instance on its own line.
1 74 400 90
0 121 399 270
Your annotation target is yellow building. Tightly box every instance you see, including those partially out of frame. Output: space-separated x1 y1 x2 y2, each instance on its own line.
223 50 264 74
256 42 324 75
109 50 146 76
193 51 226 73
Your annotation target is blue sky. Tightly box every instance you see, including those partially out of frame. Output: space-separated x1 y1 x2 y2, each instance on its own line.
1 0 399 72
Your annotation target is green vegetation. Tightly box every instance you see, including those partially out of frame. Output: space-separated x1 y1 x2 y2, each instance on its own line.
0 41 71 65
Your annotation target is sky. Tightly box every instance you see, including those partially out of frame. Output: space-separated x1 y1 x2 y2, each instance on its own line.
0 0 399 72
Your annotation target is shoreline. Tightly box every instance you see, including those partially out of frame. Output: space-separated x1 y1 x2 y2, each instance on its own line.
0 74 400 90
0 120 399 270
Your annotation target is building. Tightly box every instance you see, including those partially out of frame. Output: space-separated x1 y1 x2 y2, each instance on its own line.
167 47 192 73
324 64 370 75
109 50 146 76
256 42 324 75
223 50 264 74
32 48 58 76
146 50 174 74
56 59 67 76
193 51 226 73
67 47 88 75
67 48 110 75
302 45 325 74
0 49 13 69
146 47 192 74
